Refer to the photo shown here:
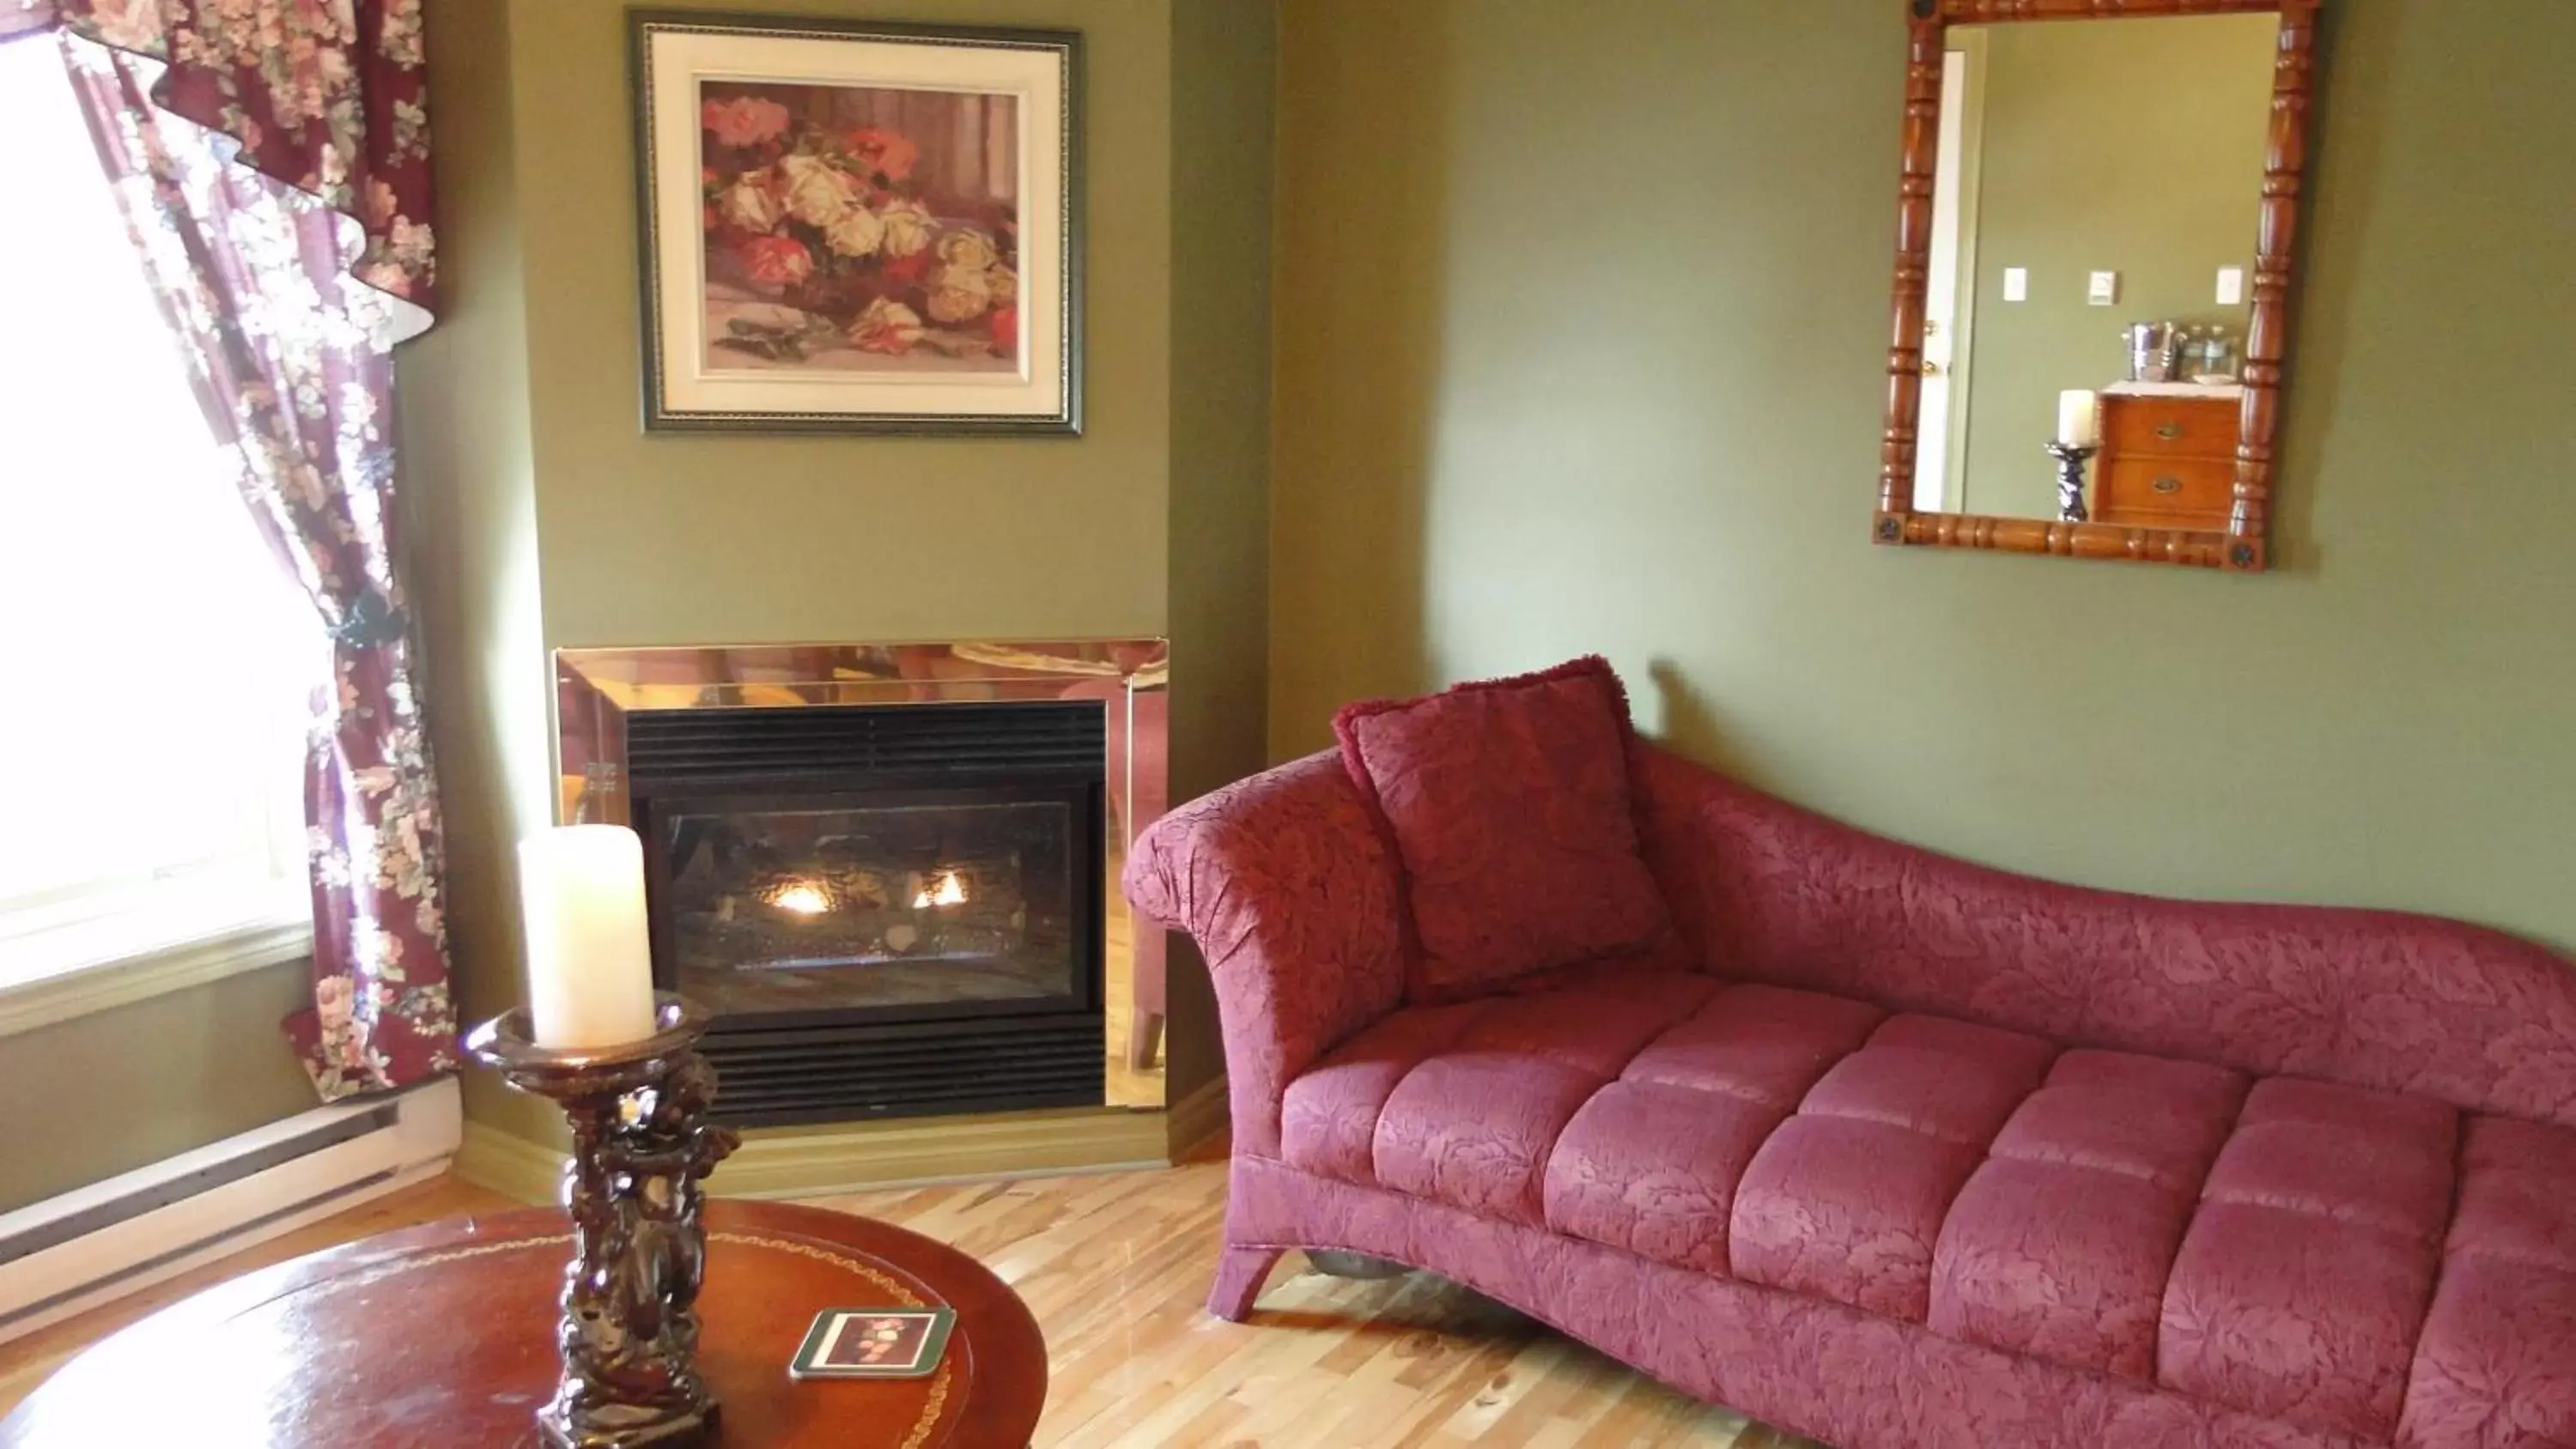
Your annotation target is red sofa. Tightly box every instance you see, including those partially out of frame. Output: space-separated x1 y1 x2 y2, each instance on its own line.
1125 743 2576 1449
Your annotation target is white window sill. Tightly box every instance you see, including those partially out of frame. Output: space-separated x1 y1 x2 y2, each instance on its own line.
0 900 313 1040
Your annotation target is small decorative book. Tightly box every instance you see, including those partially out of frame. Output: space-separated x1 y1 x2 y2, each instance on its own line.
788 1308 957 1380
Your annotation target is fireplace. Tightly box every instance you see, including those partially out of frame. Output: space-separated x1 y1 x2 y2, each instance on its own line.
556 642 1166 1127
650 788 1091 1017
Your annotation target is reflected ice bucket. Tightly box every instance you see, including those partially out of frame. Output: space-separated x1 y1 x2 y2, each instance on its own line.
2124 321 2183 383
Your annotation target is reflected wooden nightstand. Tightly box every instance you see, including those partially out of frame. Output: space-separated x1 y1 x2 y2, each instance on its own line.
2095 387 2243 532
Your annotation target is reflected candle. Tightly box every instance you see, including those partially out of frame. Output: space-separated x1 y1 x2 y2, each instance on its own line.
518 825 659 1049
2057 390 2100 448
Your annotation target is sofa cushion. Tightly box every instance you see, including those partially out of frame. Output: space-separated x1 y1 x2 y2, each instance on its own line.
1984 1049 2246 1191
1929 1052 2248 1381
1370 1053 1602 1225
2397 1113 2576 1448
1333 656 1674 1001
1621 983 1884 1110
1729 1015 2057 1322
2398 1256 2576 1449
1540 1082 1783 1275
2160 1203 2444 1440
2157 1079 2458 1440
1931 1160 2202 1383
1285 979 1874 1245
1272 961 2576 1446
1730 1115 1988 1323
1798 1016 2057 1146
1279 1002 1486 1185
2442 1113 2576 1275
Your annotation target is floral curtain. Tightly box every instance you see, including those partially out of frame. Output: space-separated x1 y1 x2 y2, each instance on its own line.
0 0 438 332
12 3 454 1100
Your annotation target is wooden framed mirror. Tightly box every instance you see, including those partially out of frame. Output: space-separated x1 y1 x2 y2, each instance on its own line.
1872 0 2319 571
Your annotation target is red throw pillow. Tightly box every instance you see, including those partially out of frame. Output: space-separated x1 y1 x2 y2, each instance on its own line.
1334 656 1674 1002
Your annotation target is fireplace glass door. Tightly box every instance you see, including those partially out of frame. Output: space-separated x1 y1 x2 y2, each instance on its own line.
641 785 1097 1026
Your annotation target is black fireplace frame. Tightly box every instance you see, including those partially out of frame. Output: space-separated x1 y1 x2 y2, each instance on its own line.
622 700 1112 1126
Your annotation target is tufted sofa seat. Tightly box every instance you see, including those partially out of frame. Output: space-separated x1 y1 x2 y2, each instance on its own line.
1126 744 2576 1449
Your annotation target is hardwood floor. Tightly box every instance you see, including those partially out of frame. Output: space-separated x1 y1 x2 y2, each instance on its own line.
823 1161 1807 1447
0 1164 1813 1446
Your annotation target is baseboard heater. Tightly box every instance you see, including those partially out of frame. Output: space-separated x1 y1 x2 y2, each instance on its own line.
0 1074 460 1345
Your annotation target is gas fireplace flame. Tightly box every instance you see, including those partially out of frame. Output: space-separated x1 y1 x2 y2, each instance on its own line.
765 881 835 916
914 871 968 909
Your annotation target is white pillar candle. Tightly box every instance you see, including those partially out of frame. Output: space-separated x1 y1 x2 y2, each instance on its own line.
518 825 659 1049
2057 389 2100 448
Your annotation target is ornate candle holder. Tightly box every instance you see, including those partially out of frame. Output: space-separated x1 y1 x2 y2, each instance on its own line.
465 994 741 1449
2045 440 2099 524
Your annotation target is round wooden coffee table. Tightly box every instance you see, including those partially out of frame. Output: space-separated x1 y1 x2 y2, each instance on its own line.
0 1200 1047 1447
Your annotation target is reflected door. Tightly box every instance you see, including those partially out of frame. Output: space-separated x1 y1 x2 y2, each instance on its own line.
1916 44 1984 512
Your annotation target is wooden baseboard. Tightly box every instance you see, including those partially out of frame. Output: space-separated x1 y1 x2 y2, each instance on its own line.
456 1104 1176 1204
1167 1075 1228 1160
453 1120 566 1205
714 1106 1170 1198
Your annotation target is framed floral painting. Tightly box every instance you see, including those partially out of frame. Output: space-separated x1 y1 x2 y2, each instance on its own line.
629 12 1081 434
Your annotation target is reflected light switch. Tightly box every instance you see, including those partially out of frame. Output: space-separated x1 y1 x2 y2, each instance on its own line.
2087 271 2120 306
2217 265 2247 306
2002 267 2029 302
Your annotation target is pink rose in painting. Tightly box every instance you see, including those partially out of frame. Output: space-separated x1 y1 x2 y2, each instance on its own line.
987 305 1018 355
849 297 927 355
845 127 920 184
736 234 815 288
702 94 793 149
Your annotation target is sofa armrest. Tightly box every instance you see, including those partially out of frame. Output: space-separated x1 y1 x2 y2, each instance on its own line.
1122 751 1407 1155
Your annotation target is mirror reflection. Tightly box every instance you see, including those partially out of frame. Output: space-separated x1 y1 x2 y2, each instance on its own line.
1913 13 2280 530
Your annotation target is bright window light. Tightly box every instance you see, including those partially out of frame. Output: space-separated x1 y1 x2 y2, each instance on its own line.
0 39 318 986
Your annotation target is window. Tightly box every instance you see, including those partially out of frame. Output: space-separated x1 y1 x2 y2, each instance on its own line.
0 40 317 995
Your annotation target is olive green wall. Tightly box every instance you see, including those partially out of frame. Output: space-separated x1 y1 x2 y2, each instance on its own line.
401 0 1268 1137
1272 0 2576 955
1164 0 1278 1098
0 962 319 1212
403 0 559 1144
1958 14 2277 516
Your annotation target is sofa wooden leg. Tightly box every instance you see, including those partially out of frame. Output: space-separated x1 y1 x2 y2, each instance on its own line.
1126 1009 1164 1071
1206 1245 1284 1321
